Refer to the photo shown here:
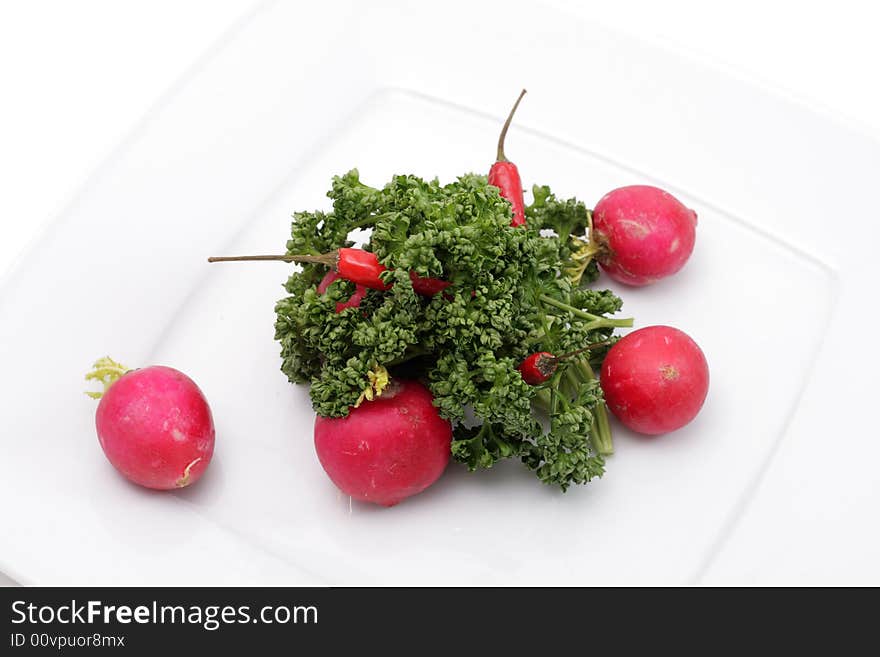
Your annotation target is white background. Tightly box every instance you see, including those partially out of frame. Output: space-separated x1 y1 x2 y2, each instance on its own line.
1 0 877 585
3 0 879 278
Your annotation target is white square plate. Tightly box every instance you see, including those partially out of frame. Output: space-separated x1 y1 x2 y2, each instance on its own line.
1 0 878 585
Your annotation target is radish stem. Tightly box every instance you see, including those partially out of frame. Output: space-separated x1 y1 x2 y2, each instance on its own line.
85 357 131 399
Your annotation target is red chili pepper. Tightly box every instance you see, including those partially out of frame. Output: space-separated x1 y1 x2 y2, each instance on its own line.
210 249 451 297
335 284 368 313
488 89 527 228
518 342 611 385
316 269 368 313
409 271 452 296
317 270 341 294
519 351 557 385
333 248 391 290
208 248 390 291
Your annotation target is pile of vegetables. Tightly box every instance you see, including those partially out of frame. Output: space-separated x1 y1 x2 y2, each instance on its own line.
270 168 632 492
86 91 708 506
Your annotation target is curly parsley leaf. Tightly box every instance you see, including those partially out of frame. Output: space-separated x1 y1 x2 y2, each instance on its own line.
273 169 628 490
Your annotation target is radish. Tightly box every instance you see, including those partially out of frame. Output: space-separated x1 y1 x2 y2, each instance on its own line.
592 185 697 286
313 379 452 506
86 358 215 489
599 326 708 435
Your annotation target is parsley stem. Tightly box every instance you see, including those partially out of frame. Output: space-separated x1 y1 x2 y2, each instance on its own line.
538 294 633 327
350 212 392 229
563 367 581 399
539 294 601 320
549 372 562 416
534 389 552 411
576 359 614 456
387 345 430 366
583 317 632 332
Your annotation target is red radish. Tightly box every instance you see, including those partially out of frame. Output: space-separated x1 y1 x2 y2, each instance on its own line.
600 326 708 435
87 358 215 489
313 379 452 506
592 185 697 286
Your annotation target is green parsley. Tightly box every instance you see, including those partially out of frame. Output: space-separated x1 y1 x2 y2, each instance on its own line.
274 170 632 490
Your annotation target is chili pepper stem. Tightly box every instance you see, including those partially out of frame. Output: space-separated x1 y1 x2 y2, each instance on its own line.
207 253 337 266
496 89 527 162
553 341 612 363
